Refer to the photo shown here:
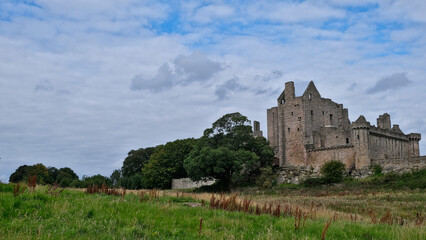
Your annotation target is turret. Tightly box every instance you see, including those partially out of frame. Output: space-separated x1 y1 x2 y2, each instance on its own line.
377 113 391 130
351 116 371 169
253 120 263 138
408 133 421 157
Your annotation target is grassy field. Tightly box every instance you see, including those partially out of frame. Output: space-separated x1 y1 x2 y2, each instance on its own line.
0 183 425 239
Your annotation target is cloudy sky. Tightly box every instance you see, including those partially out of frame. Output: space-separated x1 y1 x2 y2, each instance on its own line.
1 0 426 182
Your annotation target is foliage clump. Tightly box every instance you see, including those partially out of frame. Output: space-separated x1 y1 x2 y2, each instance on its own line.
184 112 274 191
302 160 346 187
320 160 346 184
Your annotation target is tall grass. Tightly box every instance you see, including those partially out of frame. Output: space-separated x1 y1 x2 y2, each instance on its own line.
0 183 425 239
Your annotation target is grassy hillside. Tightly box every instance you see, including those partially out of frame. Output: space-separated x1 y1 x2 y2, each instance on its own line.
0 184 425 239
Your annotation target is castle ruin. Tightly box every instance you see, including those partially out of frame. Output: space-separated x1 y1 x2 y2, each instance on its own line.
267 81 423 173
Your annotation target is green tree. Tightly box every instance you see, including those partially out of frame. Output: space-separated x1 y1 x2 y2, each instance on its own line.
185 146 257 190
82 174 111 187
321 160 346 183
184 112 274 190
9 165 31 183
122 147 156 178
29 163 49 184
119 173 144 189
142 138 196 189
56 167 79 187
45 167 59 184
109 169 122 187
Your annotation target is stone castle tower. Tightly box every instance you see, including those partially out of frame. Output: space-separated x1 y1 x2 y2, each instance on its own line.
267 81 421 170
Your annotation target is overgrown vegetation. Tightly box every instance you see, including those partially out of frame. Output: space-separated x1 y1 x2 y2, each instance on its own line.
302 160 346 187
1 183 424 239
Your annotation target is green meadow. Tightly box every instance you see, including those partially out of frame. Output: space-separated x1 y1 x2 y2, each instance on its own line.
1 183 424 240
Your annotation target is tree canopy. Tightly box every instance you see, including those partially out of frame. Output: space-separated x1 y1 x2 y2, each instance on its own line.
184 112 274 190
143 138 196 189
121 147 156 178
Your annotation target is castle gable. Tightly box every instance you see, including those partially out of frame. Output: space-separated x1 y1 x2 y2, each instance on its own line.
302 81 321 99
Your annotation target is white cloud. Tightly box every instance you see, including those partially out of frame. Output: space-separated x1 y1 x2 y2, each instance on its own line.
385 0 426 23
131 63 174 91
131 51 224 91
215 78 247 100
367 72 412 94
173 51 223 84
247 1 345 23
192 4 235 23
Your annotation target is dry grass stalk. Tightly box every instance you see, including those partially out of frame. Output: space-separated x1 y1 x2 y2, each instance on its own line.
379 210 392 225
139 191 145 202
242 198 252 213
321 218 333 240
199 218 203 236
294 207 302 230
149 189 158 200
395 217 404 226
47 183 64 197
273 204 281 218
13 183 27 197
28 175 37 190
121 188 126 200
367 208 377 224
415 212 424 226
302 214 308 227
255 204 260 215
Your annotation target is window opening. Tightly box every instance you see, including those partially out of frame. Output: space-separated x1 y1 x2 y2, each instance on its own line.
346 138 349 144
287 128 290 133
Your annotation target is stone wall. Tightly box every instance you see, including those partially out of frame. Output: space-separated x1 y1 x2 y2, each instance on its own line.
371 156 426 173
171 178 215 189
277 166 320 184
307 145 355 169
277 157 426 184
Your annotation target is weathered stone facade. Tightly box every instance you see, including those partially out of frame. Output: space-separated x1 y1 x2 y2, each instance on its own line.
267 81 423 172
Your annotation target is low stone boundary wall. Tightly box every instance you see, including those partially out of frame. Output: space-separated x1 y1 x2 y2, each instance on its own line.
278 156 426 184
277 166 320 184
171 178 215 189
371 156 426 174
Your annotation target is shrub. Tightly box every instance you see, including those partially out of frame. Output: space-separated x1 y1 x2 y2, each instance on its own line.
321 160 346 184
255 167 277 189
302 177 327 187
371 164 383 176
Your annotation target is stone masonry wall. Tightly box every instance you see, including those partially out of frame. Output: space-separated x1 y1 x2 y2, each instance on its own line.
278 156 426 184
171 178 215 189
371 156 426 173
307 145 355 169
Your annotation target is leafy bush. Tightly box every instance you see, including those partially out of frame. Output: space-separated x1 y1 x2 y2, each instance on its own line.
255 167 277 189
320 160 346 184
302 177 327 187
371 164 383 176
